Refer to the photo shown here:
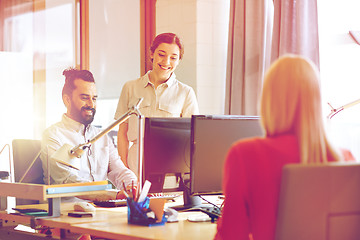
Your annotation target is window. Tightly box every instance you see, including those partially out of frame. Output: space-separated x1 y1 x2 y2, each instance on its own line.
318 0 360 160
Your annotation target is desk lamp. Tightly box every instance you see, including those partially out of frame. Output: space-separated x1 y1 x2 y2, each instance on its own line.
0 144 11 181
51 98 143 181
327 98 360 119
0 144 11 211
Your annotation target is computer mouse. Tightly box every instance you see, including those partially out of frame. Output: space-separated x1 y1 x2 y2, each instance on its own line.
164 207 178 222
73 202 96 212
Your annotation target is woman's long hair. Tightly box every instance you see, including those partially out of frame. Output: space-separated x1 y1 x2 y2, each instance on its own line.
260 55 340 163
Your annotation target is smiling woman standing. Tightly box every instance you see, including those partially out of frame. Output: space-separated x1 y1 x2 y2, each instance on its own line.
114 32 199 175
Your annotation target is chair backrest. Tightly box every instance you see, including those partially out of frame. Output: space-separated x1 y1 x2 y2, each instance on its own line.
107 130 118 147
12 139 44 205
276 163 360 240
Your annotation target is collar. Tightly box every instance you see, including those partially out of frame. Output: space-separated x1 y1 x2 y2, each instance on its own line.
62 114 89 134
141 71 176 88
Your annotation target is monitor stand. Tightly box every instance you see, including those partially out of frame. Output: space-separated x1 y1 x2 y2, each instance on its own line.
169 175 203 211
147 173 210 211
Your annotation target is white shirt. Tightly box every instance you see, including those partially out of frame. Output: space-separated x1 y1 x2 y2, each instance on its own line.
40 114 137 189
114 71 199 173
114 71 199 142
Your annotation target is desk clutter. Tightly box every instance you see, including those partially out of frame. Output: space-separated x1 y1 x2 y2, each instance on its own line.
86 180 180 226
125 180 168 226
92 193 179 208
88 180 223 226
4 179 221 240
0 181 221 239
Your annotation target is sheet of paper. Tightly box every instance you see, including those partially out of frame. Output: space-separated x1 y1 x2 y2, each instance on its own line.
138 180 151 202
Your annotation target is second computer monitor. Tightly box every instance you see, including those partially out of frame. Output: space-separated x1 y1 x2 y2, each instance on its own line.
190 115 264 195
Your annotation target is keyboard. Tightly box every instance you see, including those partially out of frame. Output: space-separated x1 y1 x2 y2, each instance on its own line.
93 193 180 208
186 206 222 222
148 193 180 201
198 206 221 221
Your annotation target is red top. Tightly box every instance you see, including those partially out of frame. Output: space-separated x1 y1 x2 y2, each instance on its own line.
215 134 354 240
215 134 301 240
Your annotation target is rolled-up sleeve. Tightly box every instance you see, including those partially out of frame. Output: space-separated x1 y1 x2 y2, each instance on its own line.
107 137 137 189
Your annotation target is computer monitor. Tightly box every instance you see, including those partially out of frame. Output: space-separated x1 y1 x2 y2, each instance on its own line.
142 115 264 210
190 115 264 196
142 117 191 193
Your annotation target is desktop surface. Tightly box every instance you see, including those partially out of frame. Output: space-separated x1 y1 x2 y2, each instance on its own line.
0 195 220 240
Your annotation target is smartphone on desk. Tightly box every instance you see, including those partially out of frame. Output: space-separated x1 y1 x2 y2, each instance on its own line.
68 212 93 218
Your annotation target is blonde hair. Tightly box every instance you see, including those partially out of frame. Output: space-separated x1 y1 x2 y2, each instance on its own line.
260 55 340 163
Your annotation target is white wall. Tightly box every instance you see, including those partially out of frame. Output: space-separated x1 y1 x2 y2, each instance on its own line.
318 0 360 160
156 0 230 115
45 0 76 127
89 0 141 127
0 52 33 173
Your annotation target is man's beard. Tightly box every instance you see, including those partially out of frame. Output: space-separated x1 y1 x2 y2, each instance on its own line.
70 106 96 126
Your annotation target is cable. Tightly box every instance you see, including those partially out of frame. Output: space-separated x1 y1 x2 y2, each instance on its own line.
198 195 222 211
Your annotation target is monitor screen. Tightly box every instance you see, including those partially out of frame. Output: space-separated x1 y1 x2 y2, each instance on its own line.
143 117 191 193
190 115 264 195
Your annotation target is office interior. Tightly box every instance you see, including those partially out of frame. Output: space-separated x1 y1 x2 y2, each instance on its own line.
0 0 360 214
1 0 360 163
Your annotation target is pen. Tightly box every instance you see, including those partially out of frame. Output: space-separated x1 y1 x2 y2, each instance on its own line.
131 180 136 201
122 181 129 198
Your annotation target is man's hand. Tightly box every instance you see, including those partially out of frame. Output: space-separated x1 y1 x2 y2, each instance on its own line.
79 183 138 201
79 189 118 201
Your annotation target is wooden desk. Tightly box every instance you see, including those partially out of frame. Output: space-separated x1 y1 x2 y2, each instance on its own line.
0 198 219 240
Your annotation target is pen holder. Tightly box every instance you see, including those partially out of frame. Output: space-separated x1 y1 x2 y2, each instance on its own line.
127 197 166 226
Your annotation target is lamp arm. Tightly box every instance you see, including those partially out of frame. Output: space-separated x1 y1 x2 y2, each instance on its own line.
70 98 143 158
328 98 360 119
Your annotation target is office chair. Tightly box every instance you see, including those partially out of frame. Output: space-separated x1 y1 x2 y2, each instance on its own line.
275 162 360 240
107 130 118 147
12 139 44 205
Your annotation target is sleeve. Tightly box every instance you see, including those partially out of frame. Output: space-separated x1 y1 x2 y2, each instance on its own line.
106 136 137 189
40 129 90 185
215 145 251 240
181 87 199 117
114 82 130 120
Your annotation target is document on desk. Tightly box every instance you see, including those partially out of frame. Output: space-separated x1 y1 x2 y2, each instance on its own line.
138 180 151 202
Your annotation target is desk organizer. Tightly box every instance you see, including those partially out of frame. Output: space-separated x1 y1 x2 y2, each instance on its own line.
127 197 166 226
0 180 110 218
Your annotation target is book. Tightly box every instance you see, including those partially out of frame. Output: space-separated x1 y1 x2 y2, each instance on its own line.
47 184 112 194
47 180 109 188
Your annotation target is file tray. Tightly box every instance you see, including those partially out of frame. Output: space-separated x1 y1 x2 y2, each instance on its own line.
0 180 110 218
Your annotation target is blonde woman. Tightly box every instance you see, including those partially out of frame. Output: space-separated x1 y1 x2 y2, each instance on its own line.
215 55 352 240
